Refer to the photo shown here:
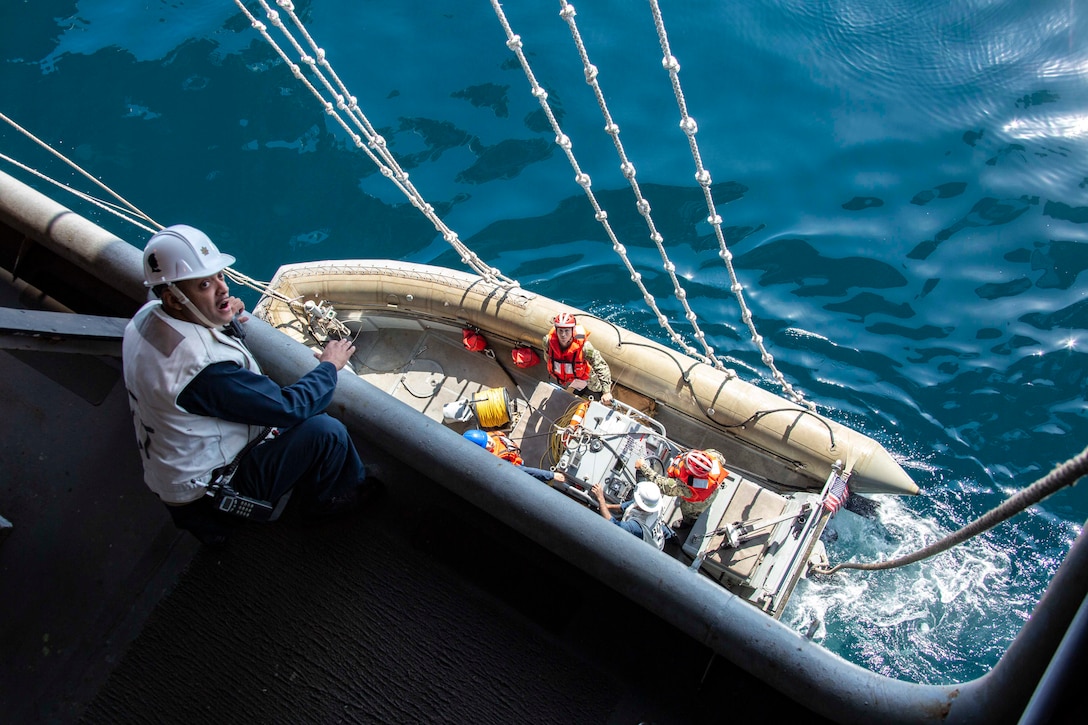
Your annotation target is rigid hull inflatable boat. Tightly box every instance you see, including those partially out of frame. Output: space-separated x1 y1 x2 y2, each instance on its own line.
254 259 918 618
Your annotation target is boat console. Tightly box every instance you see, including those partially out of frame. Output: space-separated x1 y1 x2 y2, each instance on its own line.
554 399 676 506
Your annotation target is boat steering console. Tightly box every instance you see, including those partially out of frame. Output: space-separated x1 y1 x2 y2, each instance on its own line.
552 398 677 508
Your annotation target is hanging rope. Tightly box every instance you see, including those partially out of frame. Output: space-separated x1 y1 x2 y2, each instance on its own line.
487 0 717 367
646 0 811 410
0 115 313 308
0 111 310 305
555 1 727 373
814 444 1088 576
0 111 162 234
233 0 515 287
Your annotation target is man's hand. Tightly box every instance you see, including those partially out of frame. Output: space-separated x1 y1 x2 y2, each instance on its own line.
590 484 613 521
228 296 249 322
316 338 357 370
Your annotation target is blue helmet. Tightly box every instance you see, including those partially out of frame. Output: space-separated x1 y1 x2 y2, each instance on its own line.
463 429 489 449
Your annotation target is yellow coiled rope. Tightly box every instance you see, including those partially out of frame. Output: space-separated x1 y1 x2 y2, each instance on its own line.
548 400 589 462
471 387 512 428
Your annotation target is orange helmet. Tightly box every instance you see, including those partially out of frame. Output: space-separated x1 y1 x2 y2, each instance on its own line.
684 450 714 478
553 312 577 328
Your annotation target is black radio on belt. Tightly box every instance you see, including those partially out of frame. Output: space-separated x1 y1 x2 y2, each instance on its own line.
208 482 290 522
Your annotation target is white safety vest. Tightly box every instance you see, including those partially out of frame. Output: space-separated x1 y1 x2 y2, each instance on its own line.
622 505 666 550
122 301 264 503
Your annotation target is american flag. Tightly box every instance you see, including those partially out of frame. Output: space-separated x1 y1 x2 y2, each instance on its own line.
823 474 849 514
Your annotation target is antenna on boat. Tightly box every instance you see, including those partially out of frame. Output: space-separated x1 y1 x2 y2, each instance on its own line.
232 0 515 289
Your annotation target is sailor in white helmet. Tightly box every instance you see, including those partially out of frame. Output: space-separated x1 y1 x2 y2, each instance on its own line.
589 481 669 550
121 224 380 546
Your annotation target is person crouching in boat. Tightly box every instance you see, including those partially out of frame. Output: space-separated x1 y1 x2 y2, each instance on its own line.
634 449 728 530
542 312 614 406
462 429 567 487
122 224 380 547
590 481 668 550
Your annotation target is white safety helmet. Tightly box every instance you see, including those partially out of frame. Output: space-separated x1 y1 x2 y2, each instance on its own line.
143 224 236 287
633 481 663 513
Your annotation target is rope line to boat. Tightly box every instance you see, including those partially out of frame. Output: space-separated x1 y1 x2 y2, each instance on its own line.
0 112 303 308
0 111 345 338
236 0 816 417
644 0 804 404
551 1 723 372
232 0 513 287
0 112 162 234
723 408 837 449
815 444 1088 576
556 0 812 411
598 326 838 452
490 1 765 380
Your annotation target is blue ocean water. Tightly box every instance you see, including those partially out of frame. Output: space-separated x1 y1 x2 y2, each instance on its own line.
3 0 1087 686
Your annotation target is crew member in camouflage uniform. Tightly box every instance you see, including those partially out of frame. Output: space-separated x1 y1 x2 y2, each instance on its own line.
542 311 614 405
634 449 728 529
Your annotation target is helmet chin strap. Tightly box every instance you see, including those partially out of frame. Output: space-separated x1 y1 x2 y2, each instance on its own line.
167 283 222 329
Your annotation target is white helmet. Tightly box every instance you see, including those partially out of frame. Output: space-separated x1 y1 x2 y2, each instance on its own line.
143 224 235 287
633 481 663 513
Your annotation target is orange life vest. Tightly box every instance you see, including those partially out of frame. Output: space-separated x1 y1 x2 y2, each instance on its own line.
487 431 523 466
667 455 728 503
546 325 591 385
